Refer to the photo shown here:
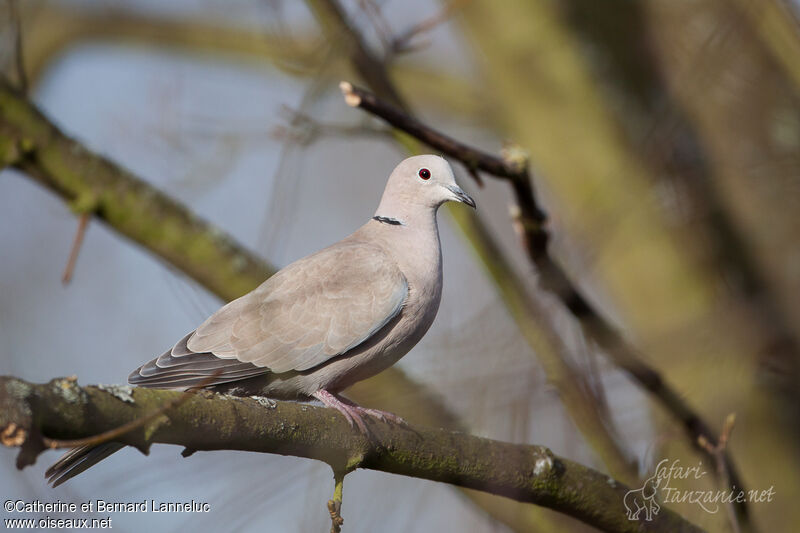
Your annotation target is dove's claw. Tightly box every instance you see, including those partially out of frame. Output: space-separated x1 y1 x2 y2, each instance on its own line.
313 389 404 434
314 389 369 434
360 408 406 425
335 394 406 425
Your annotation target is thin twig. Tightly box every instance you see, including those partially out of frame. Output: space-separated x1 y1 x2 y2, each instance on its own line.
8 0 28 93
327 470 345 533
356 0 394 51
272 105 392 145
389 0 466 55
698 414 740 533
465 164 484 187
42 394 183 450
61 213 90 285
306 0 406 109
340 81 532 182
42 370 223 450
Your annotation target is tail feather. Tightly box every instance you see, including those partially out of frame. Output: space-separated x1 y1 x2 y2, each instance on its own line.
46 443 125 487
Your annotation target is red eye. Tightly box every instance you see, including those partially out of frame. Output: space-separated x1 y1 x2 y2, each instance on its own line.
418 168 431 180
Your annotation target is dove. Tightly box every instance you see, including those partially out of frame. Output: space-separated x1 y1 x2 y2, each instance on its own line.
46 154 475 486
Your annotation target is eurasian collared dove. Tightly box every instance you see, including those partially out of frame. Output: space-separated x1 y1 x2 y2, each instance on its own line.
47 155 474 486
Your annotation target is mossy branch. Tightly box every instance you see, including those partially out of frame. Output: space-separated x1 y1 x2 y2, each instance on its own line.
0 376 704 533
0 78 274 300
11 3 483 120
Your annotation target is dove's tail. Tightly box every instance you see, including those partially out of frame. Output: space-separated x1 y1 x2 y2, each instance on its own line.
46 443 125 487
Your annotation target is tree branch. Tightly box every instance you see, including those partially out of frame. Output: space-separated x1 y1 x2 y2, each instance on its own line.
339 81 532 182
0 376 704 533
338 81 749 515
0 78 274 300
16 4 320 84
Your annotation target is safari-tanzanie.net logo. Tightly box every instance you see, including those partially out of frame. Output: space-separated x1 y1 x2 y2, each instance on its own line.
624 459 775 522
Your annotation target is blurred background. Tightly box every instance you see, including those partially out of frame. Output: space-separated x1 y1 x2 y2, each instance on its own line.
2 0 800 532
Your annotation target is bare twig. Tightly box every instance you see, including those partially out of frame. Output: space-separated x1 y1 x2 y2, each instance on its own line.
272 105 391 145
466 164 484 187
8 0 28 93
389 0 466 55
356 0 464 58
698 414 740 533
306 0 406 108
42 371 222 450
339 80 750 523
340 81 530 181
327 469 346 533
327 499 343 533
356 0 395 51
61 213 90 285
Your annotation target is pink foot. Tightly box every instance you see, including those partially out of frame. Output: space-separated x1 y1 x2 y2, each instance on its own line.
336 393 407 424
313 390 405 433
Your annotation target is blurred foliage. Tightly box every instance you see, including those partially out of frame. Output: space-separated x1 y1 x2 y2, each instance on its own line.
3 0 800 531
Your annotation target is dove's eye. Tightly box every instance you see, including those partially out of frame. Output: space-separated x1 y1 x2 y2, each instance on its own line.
418 168 431 180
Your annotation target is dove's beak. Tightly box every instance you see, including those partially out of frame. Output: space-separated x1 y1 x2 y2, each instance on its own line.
445 184 476 209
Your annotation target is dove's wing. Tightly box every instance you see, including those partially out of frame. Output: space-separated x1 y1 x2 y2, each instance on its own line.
129 241 408 388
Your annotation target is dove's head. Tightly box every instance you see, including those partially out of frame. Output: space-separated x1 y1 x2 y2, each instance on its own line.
375 155 475 222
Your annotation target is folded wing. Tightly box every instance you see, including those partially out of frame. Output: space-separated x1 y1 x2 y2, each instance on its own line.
129 241 408 389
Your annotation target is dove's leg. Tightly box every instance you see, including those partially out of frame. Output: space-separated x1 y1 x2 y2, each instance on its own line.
312 390 405 433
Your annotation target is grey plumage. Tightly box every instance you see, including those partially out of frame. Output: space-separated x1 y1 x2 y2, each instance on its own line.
47 155 475 485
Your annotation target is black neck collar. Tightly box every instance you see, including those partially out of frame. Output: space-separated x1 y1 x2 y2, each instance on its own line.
373 215 404 226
